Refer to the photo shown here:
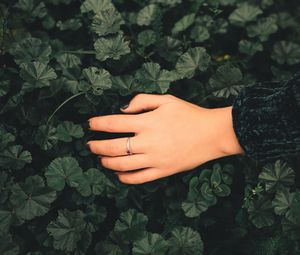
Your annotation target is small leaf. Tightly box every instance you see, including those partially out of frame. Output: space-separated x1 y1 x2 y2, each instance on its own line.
175 47 211 79
10 175 56 220
271 41 300 65
56 121 84 142
272 188 296 216
239 40 263 56
137 4 158 26
34 124 58 151
80 0 114 14
0 145 32 170
94 33 130 61
132 232 169 255
91 8 124 36
171 13 195 34
47 209 86 252
168 226 204 255
0 80 10 97
258 160 295 192
45 156 83 191
246 17 278 42
229 3 262 26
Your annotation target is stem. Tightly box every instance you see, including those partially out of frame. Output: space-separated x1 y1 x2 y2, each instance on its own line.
61 50 96 55
46 91 86 126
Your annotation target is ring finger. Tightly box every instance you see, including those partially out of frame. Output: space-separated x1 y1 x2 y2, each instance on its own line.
87 134 145 156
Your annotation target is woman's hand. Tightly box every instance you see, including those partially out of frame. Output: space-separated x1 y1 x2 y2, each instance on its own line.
87 93 244 184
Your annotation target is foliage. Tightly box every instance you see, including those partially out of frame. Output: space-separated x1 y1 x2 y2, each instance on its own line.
0 0 300 254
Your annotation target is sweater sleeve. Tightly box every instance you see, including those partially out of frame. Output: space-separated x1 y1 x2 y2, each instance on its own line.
231 71 300 162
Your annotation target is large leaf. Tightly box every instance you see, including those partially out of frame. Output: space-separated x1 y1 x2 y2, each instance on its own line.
175 47 211 79
136 62 178 93
94 33 130 61
246 17 278 42
229 3 262 26
45 157 83 191
20 61 57 89
271 41 300 65
80 0 114 14
137 4 158 26
10 175 56 220
47 209 87 252
168 226 204 255
132 232 169 255
91 8 124 36
272 188 298 216
9 37 52 65
258 160 295 192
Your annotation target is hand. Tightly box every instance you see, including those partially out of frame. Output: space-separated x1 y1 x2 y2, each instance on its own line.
87 93 245 184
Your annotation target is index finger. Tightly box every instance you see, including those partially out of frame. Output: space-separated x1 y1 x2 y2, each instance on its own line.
88 114 147 133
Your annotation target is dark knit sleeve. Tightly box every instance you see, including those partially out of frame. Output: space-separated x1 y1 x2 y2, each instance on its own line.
231 72 300 162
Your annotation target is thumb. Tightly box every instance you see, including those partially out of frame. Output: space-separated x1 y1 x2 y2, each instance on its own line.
120 93 177 113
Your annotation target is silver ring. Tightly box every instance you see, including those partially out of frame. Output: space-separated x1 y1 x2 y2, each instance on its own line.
126 137 133 155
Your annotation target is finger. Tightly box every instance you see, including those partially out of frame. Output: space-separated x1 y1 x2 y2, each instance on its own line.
88 114 146 133
87 135 145 156
120 93 178 114
100 154 150 171
115 167 170 184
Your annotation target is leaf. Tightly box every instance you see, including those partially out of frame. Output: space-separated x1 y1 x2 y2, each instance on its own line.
200 182 216 202
171 13 196 34
111 75 140 96
181 197 209 218
0 210 13 234
246 17 278 42
10 175 56 220
136 62 178 93
112 208 148 243
15 0 47 19
239 40 263 56
80 0 114 14
56 18 82 31
45 156 83 191
168 226 204 255
56 121 84 142
271 41 300 65
214 184 231 197
0 172 13 204
0 80 10 97
248 196 275 228
137 30 157 47
82 67 112 95
9 37 51 65
229 3 262 26
47 209 86 252
272 188 296 216
175 47 211 79
94 33 130 61
95 240 124 255
190 25 210 43
56 53 81 69
258 160 295 192
34 124 58 151
20 61 57 89
91 8 124 36
84 204 107 233
0 145 32 170
76 168 107 197
137 4 158 26
0 234 19 255
209 64 243 98
132 232 169 255
211 163 222 186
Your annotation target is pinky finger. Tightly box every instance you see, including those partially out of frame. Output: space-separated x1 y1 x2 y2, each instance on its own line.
115 167 167 185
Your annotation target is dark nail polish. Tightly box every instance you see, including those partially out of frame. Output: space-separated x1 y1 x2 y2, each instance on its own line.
86 143 91 150
120 103 129 110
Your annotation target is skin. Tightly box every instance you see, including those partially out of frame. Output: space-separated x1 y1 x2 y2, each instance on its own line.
87 93 245 185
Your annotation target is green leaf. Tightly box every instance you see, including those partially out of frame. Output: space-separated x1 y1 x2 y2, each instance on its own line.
132 232 169 255
0 210 13 234
76 168 107 197
209 64 243 98
82 67 112 95
214 184 231 197
0 145 32 170
20 61 57 89
0 172 13 204
137 30 157 47
91 8 124 36
190 25 210 43
258 160 295 192
10 175 56 220
94 33 130 61
168 226 204 255
85 204 107 233
56 121 84 142
0 80 9 97
175 47 211 79
136 62 178 93
137 4 158 26
15 0 47 19
229 3 262 26
181 196 209 218
56 53 81 69
34 124 58 151
47 209 87 252
248 196 275 228
271 41 300 65
95 240 124 255
45 156 83 191
272 188 296 216
112 208 148 243
239 40 263 56
9 37 51 65
111 75 140 96
211 163 222 186
200 182 216 202
80 0 114 14
0 234 19 255
246 17 278 42
171 13 196 34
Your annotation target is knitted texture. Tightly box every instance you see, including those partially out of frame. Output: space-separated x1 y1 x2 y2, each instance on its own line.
231 72 300 162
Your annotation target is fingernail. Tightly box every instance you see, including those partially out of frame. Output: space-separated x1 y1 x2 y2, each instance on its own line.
97 155 102 159
86 143 91 150
120 103 129 110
